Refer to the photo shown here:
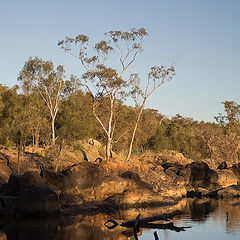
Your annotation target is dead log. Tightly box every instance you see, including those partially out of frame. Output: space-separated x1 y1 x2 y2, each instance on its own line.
133 214 141 240
121 210 184 228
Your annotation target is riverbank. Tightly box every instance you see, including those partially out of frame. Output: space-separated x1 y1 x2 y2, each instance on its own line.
1 142 240 218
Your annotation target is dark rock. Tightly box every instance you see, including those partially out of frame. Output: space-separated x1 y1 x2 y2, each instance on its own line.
179 161 219 189
0 196 18 216
161 162 183 172
7 174 22 196
217 161 227 170
7 171 45 197
16 185 60 215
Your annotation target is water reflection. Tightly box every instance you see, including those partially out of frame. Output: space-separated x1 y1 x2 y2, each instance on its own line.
183 198 218 221
1 199 240 239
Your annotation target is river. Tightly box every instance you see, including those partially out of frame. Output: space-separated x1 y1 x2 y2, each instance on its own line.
0 198 240 239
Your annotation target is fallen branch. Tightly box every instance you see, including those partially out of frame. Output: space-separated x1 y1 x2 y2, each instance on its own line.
133 214 141 240
121 210 184 227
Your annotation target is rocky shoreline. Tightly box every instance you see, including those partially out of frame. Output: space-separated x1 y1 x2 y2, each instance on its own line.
1 146 240 218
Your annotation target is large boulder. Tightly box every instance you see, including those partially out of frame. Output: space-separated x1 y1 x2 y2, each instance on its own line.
16 185 60 215
61 162 129 206
7 171 45 196
61 161 183 207
177 161 218 189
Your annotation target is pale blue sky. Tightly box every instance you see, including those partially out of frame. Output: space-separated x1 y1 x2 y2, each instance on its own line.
1 0 240 122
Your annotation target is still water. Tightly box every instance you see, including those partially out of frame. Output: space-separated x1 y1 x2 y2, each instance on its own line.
140 199 240 240
0 198 240 239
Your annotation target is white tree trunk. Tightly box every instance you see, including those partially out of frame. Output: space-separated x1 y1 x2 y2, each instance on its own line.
126 99 146 161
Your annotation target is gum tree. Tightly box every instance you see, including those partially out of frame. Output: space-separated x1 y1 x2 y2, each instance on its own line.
126 65 175 160
18 57 65 145
58 28 175 160
58 28 147 160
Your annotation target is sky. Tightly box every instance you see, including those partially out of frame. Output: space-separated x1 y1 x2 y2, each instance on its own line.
1 0 240 122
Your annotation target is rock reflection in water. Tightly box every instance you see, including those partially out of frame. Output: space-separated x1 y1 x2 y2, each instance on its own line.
0 216 59 240
184 198 218 222
2 199 240 239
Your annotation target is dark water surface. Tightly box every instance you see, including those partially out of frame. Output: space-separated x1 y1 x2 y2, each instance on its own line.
1 199 240 239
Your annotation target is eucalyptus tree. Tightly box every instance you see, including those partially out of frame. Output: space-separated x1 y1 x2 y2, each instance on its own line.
18 57 65 145
126 65 175 160
58 28 148 160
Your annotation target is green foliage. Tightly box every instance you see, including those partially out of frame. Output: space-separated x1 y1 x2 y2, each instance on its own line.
57 90 96 143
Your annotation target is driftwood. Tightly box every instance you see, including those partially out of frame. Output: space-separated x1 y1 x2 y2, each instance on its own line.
120 210 184 228
105 210 190 239
133 214 141 240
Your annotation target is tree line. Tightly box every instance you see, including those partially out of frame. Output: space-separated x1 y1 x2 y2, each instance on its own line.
0 82 239 163
1 28 239 165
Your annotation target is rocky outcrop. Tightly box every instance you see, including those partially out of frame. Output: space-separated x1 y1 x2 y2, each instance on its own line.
59 162 185 208
2 145 240 217
61 162 131 206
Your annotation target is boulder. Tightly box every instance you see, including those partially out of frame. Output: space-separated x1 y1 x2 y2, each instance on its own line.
62 162 129 205
216 169 238 187
16 185 60 215
157 151 193 166
178 161 218 189
7 171 45 196
87 138 102 148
